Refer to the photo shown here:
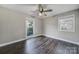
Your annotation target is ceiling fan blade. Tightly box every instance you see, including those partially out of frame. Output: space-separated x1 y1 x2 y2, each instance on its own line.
44 9 52 12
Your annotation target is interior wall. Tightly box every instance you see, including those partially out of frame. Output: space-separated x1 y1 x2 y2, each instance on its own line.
0 7 43 45
43 9 79 44
0 7 26 44
34 18 43 36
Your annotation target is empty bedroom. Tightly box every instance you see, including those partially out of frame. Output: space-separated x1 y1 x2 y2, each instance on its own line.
0 4 79 54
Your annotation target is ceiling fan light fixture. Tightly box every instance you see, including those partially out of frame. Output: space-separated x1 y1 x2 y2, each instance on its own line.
37 4 52 16
39 12 42 16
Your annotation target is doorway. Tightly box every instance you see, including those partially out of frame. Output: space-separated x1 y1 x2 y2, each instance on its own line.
26 17 34 38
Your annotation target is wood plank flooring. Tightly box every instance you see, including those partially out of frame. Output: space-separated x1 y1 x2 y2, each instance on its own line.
0 36 79 54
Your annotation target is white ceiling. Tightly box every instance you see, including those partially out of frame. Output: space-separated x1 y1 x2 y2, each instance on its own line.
0 4 79 17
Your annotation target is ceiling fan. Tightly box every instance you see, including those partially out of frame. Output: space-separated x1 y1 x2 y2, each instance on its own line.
36 4 53 16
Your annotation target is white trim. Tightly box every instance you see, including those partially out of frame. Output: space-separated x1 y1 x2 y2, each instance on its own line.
0 38 26 47
26 34 43 39
0 34 43 47
1 34 78 47
44 34 79 45
58 14 75 32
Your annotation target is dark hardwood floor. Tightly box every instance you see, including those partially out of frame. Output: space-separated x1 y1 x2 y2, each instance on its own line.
0 36 79 54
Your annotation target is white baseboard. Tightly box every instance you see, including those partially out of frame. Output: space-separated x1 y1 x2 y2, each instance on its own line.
0 38 26 47
26 34 43 39
1 34 78 47
44 34 79 45
0 34 43 47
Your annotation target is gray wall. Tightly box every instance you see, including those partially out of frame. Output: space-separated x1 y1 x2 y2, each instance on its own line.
43 9 79 44
34 18 43 35
0 7 43 45
0 7 26 44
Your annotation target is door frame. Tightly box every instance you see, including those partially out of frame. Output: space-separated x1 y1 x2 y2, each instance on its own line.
25 17 35 38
